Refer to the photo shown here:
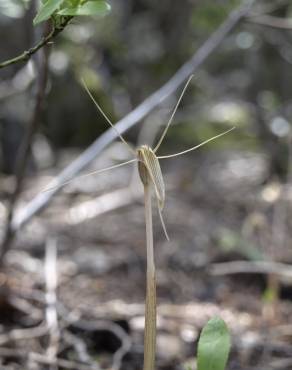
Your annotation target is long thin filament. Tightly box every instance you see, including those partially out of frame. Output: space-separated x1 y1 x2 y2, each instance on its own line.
158 127 235 159
42 158 137 192
82 79 136 155
157 204 170 241
154 75 194 153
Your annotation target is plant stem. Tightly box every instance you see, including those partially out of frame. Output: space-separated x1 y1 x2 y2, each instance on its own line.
0 24 50 264
0 17 72 70
143 183 156 370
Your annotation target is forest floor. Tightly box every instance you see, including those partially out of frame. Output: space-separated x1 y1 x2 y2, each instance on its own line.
0 143 292 370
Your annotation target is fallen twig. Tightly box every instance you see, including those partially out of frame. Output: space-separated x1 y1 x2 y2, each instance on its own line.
247 14 292 29
65 318 131 370
63 331 101 370
209 260 292 280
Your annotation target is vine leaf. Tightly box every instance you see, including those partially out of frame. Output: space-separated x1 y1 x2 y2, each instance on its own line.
197 316 231 370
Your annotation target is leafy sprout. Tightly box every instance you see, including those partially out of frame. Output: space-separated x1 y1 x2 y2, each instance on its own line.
33 0 111 25
197 316 231 370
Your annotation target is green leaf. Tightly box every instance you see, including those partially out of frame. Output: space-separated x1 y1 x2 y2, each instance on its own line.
197 317 231 370
57 0 110 16
33 0 65 25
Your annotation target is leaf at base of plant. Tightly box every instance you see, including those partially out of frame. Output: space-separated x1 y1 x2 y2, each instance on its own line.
197 316 231 370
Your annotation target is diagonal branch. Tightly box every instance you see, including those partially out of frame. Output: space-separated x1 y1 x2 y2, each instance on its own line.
11 0 255 233
0 24 51 263
0 17 72 69
0 26 48 264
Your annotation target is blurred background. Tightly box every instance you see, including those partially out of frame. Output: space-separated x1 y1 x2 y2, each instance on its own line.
1 0 292 369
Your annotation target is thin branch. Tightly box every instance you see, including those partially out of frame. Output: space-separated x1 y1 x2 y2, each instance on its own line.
0 17 72 69
247 14 292 29
63 331 100 370
11 0 255 233
209 261 292 279
0 23 50 263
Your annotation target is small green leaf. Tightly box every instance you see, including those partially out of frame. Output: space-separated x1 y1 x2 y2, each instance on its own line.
33 0 65 25
197 317 231 370
57 0 110 16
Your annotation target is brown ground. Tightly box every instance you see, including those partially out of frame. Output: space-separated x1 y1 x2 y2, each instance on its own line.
1 145 292 370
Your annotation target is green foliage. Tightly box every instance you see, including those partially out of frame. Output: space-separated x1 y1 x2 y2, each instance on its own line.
197 317 231 370
33 0 110 25
58 0 110 16
33 0 64 24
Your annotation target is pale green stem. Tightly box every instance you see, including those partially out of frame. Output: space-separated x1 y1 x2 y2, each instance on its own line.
143 183 156 370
